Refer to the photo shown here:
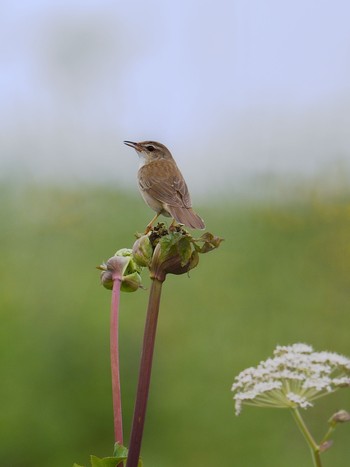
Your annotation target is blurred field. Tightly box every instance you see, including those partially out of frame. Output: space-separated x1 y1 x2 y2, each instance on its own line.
1 183 350 467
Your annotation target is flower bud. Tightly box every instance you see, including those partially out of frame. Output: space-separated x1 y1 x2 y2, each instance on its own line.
115 248 133 257
115 248 142 274
150 239 199 282
121 271 143 292
146 229 222 281
98 252 143 292
107 255 130 275
100 268 114 290
329 410 350 424
132 235 154 267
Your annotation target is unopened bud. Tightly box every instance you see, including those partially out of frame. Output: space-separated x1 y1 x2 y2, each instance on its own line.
98 251 143 292
99 256 130 290
121 271 143 292
329 410 350 424
132 235 154 267
115 248 142 274
100 268 114 290
150 239 199 282
148 229 222 281
115 248 133 257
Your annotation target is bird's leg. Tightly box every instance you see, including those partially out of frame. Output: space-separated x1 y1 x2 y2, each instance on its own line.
144 213 160 234
169 218 180 232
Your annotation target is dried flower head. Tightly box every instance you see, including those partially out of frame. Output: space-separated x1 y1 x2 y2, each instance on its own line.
232 343 350 415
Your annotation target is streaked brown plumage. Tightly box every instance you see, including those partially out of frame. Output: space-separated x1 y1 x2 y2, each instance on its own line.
124 140 205 232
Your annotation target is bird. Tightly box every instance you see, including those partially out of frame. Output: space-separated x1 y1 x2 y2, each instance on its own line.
124 140 205 233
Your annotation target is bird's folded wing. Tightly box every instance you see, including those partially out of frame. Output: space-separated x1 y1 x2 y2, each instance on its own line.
139 162 192 208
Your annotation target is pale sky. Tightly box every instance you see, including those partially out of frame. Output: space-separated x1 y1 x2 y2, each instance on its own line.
1 0 350 195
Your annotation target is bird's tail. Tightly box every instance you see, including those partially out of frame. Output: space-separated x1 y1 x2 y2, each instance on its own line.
167 206 205 230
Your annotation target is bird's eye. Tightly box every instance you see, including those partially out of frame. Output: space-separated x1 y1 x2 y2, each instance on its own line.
146 145 155 152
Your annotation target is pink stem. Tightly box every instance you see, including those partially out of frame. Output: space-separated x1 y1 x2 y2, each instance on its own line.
111 277 123 446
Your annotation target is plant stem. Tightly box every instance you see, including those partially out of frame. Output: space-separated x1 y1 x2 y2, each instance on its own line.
320 424 335 445
126 278 163 467
111 277 123 446
291 408 322 467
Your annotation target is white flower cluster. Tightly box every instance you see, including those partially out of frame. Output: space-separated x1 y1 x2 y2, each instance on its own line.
232 343 350 415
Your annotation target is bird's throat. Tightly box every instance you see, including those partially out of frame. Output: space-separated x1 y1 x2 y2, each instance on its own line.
138 153 147 169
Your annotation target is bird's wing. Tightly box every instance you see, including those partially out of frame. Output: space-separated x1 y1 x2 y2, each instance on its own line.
138 160 192 208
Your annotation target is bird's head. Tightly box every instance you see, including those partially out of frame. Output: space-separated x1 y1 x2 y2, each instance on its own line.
124 140 173 163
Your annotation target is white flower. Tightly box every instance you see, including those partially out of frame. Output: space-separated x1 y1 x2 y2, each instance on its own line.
232 343 350 415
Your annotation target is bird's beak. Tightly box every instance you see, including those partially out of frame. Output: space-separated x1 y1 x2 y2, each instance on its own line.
124 141 141 152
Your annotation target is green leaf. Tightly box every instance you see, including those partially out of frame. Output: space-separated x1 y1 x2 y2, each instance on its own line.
88 453 142 467
159 234 175 253
113 443 143 467
113 442 129 458
73 464 85 467
90 455 126 467
177 237 192 266
195 232 224 253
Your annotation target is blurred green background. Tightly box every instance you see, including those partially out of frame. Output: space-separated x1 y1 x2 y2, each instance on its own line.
1 183 350 467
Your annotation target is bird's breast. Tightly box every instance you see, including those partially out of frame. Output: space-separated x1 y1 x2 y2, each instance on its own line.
139 187 169 215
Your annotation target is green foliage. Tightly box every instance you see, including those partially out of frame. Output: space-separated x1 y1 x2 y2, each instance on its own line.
157 228 222 268
73 443 142 467
1 184 350 466
90 455 124 466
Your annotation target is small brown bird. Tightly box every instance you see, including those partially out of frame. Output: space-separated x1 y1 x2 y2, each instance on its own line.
124 140 205 232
